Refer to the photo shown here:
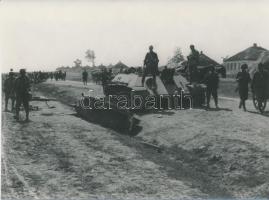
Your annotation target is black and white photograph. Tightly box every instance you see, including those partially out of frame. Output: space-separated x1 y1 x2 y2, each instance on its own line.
1 0 269 199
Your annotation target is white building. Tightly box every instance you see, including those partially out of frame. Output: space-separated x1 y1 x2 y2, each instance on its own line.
223 43 268 75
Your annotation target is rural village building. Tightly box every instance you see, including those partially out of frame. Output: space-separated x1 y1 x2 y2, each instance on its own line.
223 43 268 75
109 61 128 74
167 51 219 69
199 51 220 66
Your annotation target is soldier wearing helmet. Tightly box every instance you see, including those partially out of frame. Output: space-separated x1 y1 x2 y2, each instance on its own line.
14 69 31 121
187 44 200 83
251 63 269 109
142 45 159 87
203 65 219 109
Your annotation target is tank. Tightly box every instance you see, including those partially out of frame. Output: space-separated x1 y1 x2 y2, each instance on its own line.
74 70 209 134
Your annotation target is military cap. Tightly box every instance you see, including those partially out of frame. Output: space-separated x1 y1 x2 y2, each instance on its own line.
9 71 14 76
241 64 248 70
208 64 215 71
19 68 26 74
258 63 263 70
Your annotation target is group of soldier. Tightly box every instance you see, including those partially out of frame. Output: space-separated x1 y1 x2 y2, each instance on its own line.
142 45 220 109
141 45 268 110
83 68 114 87
49 70 66 81
3 69 31 121
236 63 268 111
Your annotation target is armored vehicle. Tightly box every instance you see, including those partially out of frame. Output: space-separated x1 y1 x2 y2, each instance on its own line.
75 53 226 133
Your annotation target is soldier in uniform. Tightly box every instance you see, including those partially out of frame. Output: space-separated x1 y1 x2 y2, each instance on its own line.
236 64 251 111
142 45 159 87
101 68 110 93
82 69 88 85
251 63 268 109
161 66 169 84
14 69 31 121
50 72 54 81
101 68 108 86
187 45 200 83
203 65 219 109
3 71 16 112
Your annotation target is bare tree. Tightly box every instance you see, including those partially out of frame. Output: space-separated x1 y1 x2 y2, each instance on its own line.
74 59 82 67
167 47 185 68
85 49 96 67
221 56 229 62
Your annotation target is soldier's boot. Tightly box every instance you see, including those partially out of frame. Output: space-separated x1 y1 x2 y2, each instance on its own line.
4 98 8 112
14 113 19 121
25 105 30 121
25 113 30 122
239 101 242 109
14 105 20 120
11 100 15 112
242 101 246 111
141 79 145 87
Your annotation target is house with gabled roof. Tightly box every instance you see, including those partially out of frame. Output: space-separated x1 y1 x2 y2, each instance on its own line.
223 43 268 75
199 51 220 66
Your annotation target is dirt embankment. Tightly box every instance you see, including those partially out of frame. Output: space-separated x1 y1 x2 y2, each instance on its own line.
2 80 269 199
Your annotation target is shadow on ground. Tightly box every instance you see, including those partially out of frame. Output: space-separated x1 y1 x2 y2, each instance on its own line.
247 110 269 117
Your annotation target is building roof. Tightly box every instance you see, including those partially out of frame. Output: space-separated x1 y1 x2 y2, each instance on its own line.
261 51 269 65
199 51 219 66
225 43 268 62
113 61 128 69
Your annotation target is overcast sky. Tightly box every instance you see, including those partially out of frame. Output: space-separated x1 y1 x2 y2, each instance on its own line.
1 0 269 72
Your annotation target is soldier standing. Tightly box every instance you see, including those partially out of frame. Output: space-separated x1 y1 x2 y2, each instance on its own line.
251 63 268 110
161 66 169 84
142 45 159 87
187 45 200 83
82 69 88 85
236 64 251 111
14 69 31 121
3 71 16 112
101 68 108 86
203 66 219 109
50 72 54 81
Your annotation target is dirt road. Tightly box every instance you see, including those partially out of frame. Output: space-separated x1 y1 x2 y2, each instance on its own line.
2 80 269 199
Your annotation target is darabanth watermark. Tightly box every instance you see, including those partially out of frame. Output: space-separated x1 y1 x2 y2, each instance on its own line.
79 90 193 110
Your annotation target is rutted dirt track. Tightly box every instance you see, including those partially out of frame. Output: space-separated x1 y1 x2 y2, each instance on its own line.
2 80 269 199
